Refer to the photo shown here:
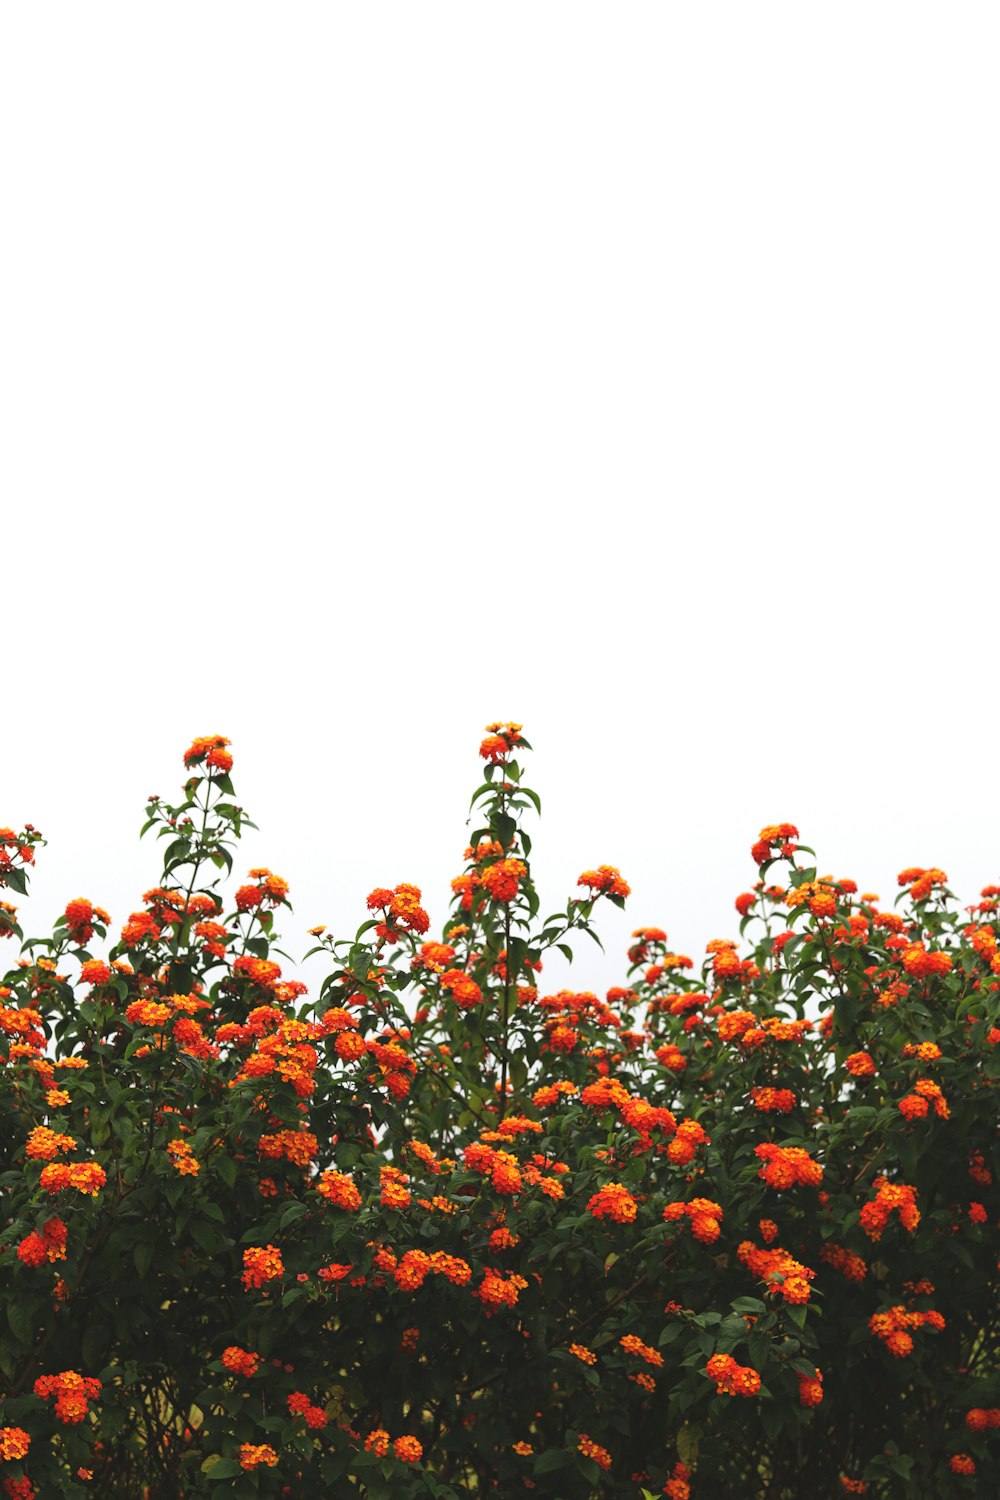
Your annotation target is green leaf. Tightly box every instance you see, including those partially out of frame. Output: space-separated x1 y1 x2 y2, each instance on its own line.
202 1456 240 1478
7 1300 34 1345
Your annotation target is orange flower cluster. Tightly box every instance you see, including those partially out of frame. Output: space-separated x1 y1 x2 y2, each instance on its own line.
63 897 110 946
706 1353 761 1396
367 883 430 941
711 944 759 985
392 1249 472 1291
120 911 161 948
569 1343 597 1365
241 1244 284 1290
39 1161 106 1197
393 1435 423 1464
226 1010 320 1098
440 968 484 1009
0 1429 30 1462
578 1434 612 1469
477 1268 529 1309
656 1042 687 1072
238 1444 278 1470
965 1407 1000 1432
166 1139 199 1176
750 1087 797 1114
786 880 838 919
479 722 522 762
619 1334 663 1367
33 1370 101 1424
755 1142 823 1189
363 1430 423 1463
897 866 947 902
664 1461 692 1499
950 1454 976 1475
902 942 953 979
577 865 631 899
845 1051 875 1077
798 1367 824 1406
717 1008 810 1046
221 1346 259 1377
663 1197 723 1244
586 1182 638 1223
318 1261 353 1282
898 1077 949 1120
25 1125 76 1160
125 999 171 1026
480 859 528 904
258 1129 318 1168
317 1169 362 1210
17 1215 67 1266
79 959 111 985
416 941 457 972
820 1243 867 1282
869 1303 945 1357
287 1391 328 1429
751 824 799 864
183 734 233 772
859 1177 920 1241
380 1165 411 1209
738 1239 814 1304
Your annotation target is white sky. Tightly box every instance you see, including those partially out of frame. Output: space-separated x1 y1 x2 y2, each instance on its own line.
3 4 999 1000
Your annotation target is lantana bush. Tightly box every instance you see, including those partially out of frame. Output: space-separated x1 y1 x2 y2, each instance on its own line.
1 726 998 1498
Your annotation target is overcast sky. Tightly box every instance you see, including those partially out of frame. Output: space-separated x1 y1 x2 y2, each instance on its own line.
3 4 999 999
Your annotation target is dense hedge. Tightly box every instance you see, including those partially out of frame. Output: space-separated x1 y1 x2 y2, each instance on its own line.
1 727 998 1497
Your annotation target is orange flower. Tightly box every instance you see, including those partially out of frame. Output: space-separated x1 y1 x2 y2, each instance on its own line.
241 1244 284 1290
17 1216 67 1267
440 969 484 1009
578 1434 612 1470
318 1262 354 1282
479 723 522 761
902 942 953 979
477 1269 528 1308
619 1334 663 1367
586 1182 638 1223
869 1302 944 1356
40 1161 106 1197
578 865 631 899
221 1347 259 1377
183 735 233 772
393 1436 423 1464
79 959 111 985
0 1428 30 1461
750 1087 797 1114
754 1142 822 1190
25 1126 76 1160
166 1139 199 1176
860 1178 920 1241
480 859 528 904
316 1169 362 1211
34 1370 101 1424
569 1343 597 1365
738 1239 814 1304
820 1243 867 1282
663 1197 723 1244
238 1444 278 1470
706 1352 761 1397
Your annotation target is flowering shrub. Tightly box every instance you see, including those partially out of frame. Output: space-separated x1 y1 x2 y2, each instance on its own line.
0 729 998 1498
